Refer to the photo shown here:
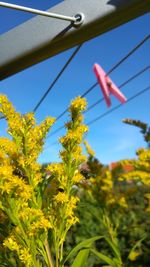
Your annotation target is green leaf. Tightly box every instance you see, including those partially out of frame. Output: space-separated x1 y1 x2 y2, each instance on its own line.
90 248 115 266
104 237 121 260
64 235 103 263
131 234 146 252
128 234 147 260
71 249 90 267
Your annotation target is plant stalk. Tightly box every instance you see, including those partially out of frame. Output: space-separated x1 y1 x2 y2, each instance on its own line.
44 239 54 267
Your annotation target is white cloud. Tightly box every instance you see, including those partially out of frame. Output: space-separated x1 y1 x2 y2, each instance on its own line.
113 138 136 152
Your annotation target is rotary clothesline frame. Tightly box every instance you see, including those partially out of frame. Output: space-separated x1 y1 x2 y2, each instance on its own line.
0 0 149 80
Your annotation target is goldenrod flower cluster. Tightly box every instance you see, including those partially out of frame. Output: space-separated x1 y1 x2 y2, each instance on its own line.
0 94 88 266
128 250 141 261
0 94 55 266
46 96 88 264
3 235 32 266
117 148 150 212
72 170 84 183
69 96 87 114
119 148 150 185
84 140 95 157
118 196 128 209
54 192 68 203
89 169 128 210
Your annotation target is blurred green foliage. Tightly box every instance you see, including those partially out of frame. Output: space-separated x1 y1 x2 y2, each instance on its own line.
64 119 150 267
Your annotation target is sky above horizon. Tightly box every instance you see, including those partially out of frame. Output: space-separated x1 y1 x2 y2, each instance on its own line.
0 0 150 165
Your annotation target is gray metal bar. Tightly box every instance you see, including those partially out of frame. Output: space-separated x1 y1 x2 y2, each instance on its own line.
0 2 77 22
0 0 149 80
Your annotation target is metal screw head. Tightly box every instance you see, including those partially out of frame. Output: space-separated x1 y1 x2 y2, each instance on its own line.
74 12 85 26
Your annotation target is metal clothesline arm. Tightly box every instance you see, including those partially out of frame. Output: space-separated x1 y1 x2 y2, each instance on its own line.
0 0 149 80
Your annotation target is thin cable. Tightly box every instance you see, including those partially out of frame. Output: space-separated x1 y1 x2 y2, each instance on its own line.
87 86 150 126
47 65 149 138
56 108 68 122
54 82 98 121
0 2 77 23
117 66 149 88
49 125 64 137
81 82 98 97
50 34 149 122
33 44 82 112
106 34 150 76
52 82 99 122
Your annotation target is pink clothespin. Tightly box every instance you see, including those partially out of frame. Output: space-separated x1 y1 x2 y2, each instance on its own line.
93 63 127 107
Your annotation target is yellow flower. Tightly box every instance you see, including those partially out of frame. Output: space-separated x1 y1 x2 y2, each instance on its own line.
144 193 150 200
120 148 150 186
77 114 84 123
73 172 84 183
59 131 82 146
84 140 95 157
145 206 150 212
107 197 116 205
0 150 5 160
19 248 32 266
105 179 113 186
30 217 52 235
19 187 32 201
32 173 42 187
24 112 35 126
119 196 128 208
77 125 88 134
19 207 43 221
3 236 20 252
1 172 32 200
66 216 79 228
60 147 87 164
65 196 79 217
128 250 141 261
0 165 13 178
47 163 64 176
54 192 68 203
69 96 87 113
101 185 109 191
122 170 150 186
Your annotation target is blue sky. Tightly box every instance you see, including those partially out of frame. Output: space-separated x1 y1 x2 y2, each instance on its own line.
0 0 150 165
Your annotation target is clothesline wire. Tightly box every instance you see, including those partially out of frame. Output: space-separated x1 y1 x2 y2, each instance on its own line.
106 34 149 76
51 34 149 123
87 85 150 126
54 82 98 122
45 85 150 149
33 44 82 112
47 65 149 138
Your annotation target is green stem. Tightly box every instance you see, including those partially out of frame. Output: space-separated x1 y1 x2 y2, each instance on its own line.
53 229 59 267
56 250 59 267
60 242 64 264
44 239 54 267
